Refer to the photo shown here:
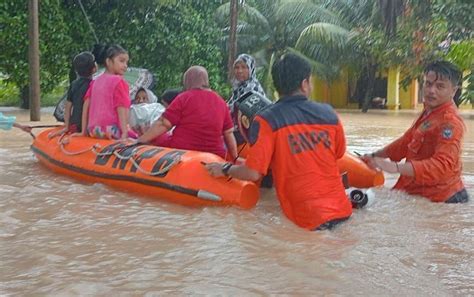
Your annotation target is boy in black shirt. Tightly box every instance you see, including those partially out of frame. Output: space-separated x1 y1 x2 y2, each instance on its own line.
50 52 96 137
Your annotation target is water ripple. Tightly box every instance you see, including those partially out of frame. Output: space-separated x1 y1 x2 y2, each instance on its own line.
0 112 473 296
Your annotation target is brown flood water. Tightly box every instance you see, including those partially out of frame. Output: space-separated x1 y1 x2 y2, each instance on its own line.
0 109 473 296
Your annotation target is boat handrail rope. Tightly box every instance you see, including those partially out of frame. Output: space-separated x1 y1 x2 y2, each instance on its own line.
58 138 181 176
112 149 181 176
60 142 101 156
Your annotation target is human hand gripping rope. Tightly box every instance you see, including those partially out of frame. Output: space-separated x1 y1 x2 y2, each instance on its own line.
355 151 399 174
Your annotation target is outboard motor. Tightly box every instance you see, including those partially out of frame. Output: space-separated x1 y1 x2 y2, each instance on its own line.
234 91 272 143
346 188 375 209
342 172 374 209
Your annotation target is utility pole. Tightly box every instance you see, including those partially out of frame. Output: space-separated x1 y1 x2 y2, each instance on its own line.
227 0 238 81
28 0 41 121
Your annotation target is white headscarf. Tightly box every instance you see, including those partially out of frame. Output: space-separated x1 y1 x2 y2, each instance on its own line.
132 87 158 104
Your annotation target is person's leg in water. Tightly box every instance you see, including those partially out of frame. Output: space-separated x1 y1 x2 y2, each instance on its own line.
314 217 350 231
445 188 469 203
260 171 273 188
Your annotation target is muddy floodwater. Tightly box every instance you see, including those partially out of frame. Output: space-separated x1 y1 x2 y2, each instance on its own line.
1 109 473 296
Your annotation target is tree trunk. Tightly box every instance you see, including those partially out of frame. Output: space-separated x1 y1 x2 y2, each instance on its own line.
361 64 377 113
227 0 238 81
20 86 29 109
28 0 41 120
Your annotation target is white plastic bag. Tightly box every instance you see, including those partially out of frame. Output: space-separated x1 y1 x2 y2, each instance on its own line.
129 103 165 135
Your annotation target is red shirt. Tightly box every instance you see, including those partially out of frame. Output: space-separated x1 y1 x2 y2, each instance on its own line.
159 89 233 158
384 101 466 202
245 96 352 229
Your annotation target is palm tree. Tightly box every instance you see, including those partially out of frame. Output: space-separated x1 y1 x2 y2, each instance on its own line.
216 0 389 110
295 0 384 111
378 0 405 37
215 0 345 98
227 0 239 80
216 0 437 111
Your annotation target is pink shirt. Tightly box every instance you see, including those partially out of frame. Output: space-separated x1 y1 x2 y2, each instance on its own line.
159 89 233 158
84 73 131 132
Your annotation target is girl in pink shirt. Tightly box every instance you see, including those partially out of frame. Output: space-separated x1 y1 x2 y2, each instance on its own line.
82 45 131 140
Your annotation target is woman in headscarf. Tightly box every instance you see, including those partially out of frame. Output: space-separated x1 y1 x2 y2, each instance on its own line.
228 54 267 144
229 54 266 109
137 66 237 159
229 54 273 188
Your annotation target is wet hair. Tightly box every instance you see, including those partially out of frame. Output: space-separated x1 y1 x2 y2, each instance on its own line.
423 61 462 87
161 88 182 106
271 53 311 95
72 51 95 77
92 44 128 66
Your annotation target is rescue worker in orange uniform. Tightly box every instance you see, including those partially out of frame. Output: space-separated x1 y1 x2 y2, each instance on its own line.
206 53 352 230
363 61 469 203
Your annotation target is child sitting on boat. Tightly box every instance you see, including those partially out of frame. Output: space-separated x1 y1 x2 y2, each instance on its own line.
129 87 165 136
132 87 157 105
82 45 133 140
49 51 97 138
160 88 181 107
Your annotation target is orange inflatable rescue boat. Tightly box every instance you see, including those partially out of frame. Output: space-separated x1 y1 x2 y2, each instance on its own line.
337 153 384 188
31 128 260 209
31 128 383 209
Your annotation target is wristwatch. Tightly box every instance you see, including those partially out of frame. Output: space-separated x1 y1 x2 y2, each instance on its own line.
222 162 233 176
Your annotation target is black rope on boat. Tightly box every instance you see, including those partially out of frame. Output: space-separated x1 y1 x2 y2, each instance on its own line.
56 137 181 176
23 125 63 139
30 125 63 129
234 142 247 163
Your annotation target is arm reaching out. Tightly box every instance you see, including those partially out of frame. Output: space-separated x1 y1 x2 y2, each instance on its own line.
13 123 32 133
117 106 129 140
223 128 238 161
205 163 262 182
137 116 172 143
81 99 90 136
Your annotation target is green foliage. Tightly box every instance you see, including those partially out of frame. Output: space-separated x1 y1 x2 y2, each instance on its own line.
447 40 474 104
0 75 65 107
1 0 472 108
74 0 227 96
42 82 68 107
1 0 228 106
0 77 20 106
461 73 474 105
0 1 29 93
432 0 473 39
446 40 474 70
0 1 77 95
215 0 346 95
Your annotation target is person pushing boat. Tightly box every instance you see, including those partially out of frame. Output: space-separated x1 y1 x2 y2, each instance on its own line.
361 61 469 203
206 53 353 230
